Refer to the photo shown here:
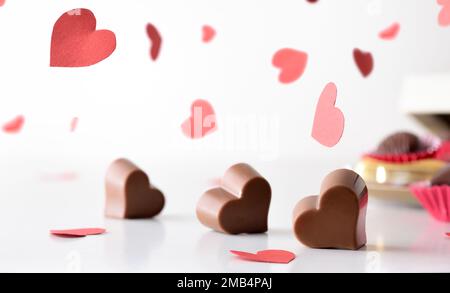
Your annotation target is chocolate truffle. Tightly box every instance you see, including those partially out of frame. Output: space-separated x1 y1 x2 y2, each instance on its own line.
376 131 420 155
431 165 450 186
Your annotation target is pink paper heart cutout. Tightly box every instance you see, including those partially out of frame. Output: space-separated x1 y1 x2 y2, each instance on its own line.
0 0 5 7
438 0 450 26
272 48 308 84
50 228 105 238
50 8 116 67
379 22 400 40
202 25 216 43
311 82 345 147
3 115 24 134
230 250 295 264
181 99 217 139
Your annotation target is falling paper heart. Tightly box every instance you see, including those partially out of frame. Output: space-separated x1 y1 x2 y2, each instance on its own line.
353 48 374 78
202 25 216 43
3 115 24 134
50 228 105 238
379 22 400 40
230 250 295 264
438 0 450 26
147 23 162 61
0 0 5 7
50 8 116 67
272 48 308 84
311 82 345 147
70 117 78 132
446 232 450 237
181 99 217 139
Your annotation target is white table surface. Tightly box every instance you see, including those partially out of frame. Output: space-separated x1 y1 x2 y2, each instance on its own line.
0 155 449 273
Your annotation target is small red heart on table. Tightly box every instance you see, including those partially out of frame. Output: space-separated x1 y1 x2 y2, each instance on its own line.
50 8 116 67
50 228 105 238
3 115 24 134
272 48 308 84
181 99 217 139
230 250 295 264
311 82 345 147
353 48 374 78
438 0 450 27
379 22 400 40
147 23 162 61
202 25 216 43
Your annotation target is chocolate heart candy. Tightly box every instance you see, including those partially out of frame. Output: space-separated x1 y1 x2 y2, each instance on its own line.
431 165 450 186
196 163 271 234
293 169 368 250
376 131 420 155
105 159 165 219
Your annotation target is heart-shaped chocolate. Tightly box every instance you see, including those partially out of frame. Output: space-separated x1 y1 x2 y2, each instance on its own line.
105 159 165 219
196 163 271 234
293 169 368 250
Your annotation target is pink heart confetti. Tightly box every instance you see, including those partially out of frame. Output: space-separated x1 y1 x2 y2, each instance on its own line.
2 115 25 134
379 22 400 40
438 0 450 27
181 99 217 139
311 82 345 147
50 228 105 238
202 25 216 43
272 48 308 84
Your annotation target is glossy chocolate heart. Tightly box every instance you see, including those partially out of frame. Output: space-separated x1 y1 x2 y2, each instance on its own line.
293 169 368 250
105 159 164 219
196 163 271 234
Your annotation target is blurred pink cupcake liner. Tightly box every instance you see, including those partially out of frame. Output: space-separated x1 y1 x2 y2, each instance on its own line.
410 182 450 222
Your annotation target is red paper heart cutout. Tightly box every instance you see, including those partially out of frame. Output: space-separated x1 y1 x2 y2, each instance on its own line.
311 83 345 147
202 25 216 43
379 22 400 40
181 100 217 139
2 115 24 134
446 232 450 237
147 23 162 61
0 0 5 7
353 48 374 78
51 228 105 238
230 250 295 264
438 0 450 26
50 8 116 67
272 48 308 84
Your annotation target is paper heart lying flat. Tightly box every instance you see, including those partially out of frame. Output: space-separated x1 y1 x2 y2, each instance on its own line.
105 158 165 219
293 169 368 250
50 8 116 67
50 228 105 238
272 48 308 84
196 163 271 234
230 249 295 264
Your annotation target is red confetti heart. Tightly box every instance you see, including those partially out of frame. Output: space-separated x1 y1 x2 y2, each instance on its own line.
438 0 450 27
2 115 24 134
147 23 162 61
50 8 116 67
446 232 450 237
50 228 105 237
379 22 400 40
230 250 295 264
272 48 308 84
202 25 216 43
311 82 345 147
353 48 374 78
0 0 5 7
181 100 217 139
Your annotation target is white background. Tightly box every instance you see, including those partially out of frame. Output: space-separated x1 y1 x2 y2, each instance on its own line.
0 0 449 273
